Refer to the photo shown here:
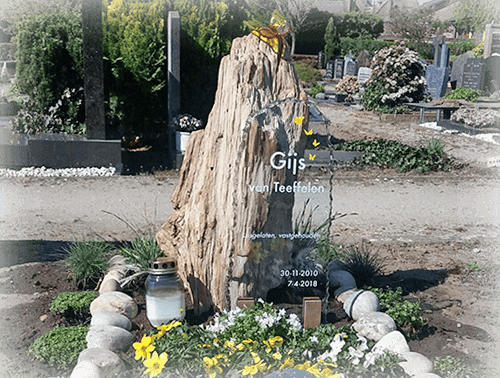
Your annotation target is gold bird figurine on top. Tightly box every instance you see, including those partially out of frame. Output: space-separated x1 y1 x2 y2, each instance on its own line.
248 10 290 71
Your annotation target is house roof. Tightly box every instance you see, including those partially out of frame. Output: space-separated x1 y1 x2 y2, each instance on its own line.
310 0 347 14
434 2 457 22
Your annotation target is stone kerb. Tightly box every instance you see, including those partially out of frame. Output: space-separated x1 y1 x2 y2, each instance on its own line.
70 256 133 378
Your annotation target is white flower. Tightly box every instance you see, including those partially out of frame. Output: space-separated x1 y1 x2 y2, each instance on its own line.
257 298 265 304
315 333 345 363
285 313 303 331
310 336 319 343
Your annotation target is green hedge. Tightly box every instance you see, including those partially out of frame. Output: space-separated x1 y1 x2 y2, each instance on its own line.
13 11 84 134
339 38 394 57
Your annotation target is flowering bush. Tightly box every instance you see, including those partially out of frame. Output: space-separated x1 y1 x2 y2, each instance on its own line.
132 301 411 378
451 107 500 128
363 43 427 112
172 114 204 132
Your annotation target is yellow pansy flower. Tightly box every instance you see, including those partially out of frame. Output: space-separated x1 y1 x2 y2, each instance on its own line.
280 356 294 369
203 356 222 378
240 364 258 376
272 352 282 360
133 335 154 361
143 351 168 378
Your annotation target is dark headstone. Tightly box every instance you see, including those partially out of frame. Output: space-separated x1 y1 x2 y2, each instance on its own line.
318 51 325 69
462 58 484 90
426 65 449 99
264 368 317 378
356 49 371 68
451 51 475 87
432 35 446 66
345 60 358 77
324 60 334 79
334 59 343 79
82 0 105 140
439 43 450 68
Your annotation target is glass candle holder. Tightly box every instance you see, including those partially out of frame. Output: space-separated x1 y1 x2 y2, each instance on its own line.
145 257 185 327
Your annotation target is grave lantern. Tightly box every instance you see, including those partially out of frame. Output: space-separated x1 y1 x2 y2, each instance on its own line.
145 257 185 326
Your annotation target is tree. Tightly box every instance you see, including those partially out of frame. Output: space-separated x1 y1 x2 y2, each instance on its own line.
0 0 82 41
449 0 500 36
336 12 384 39
324 17 341 60
244 0 314 55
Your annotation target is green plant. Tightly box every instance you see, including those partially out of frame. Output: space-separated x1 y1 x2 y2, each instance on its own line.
448 40 476 56
473 40 484 58
338 38 394 57
64 240 111 287
29 326 89 369
362 43 427 111
465 261 482 276
342 244 385 287
373 105 412 114
335 12 384 40
50 291 97 323
332 139 462 173
434 356 471 378
309 84 324 98
445 87 482 102
294 61 321 85
324 16 341 60
13 10 84 134
133 303 411 377
367 287 424 330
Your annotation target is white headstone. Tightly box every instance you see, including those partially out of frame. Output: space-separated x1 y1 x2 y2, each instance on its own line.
357 67 372 84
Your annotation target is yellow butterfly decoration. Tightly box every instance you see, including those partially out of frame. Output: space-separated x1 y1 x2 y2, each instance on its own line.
294 116 304 125
313 139 320 147
250 10 289 69
309 153 316 161
304 129 313 136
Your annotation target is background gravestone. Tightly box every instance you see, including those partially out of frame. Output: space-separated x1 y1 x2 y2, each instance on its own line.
345 60 358 77
334 59 344 79
318 51 325 69
356 49 371 68
82 0 105 140
357 67 372 85
483 56 500 93
483 23 500 58
462 58 484 90
450 51 475 88
324 60 334 79
156 33 308 315
425 42 450 99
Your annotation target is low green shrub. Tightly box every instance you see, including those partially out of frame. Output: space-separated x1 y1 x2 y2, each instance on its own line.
339 37 394 57
119 233 163 273
294 61 321 85
29 326 89 369
343 244 385 287
448 40 476 56
445 87 482 102
310 84 324 98
332 139 462 173
50 291 97 316
65 240 111 287
367 286 424 329
434 356 473 378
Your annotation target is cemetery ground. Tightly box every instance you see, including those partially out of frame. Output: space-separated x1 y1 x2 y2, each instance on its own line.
1 106 500 377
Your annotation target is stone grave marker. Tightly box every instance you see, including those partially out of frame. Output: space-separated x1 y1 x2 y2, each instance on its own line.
318 51 325 69
357 67 372 84
168 11 180 123
484 23 500 58
462 58 484 90
356 49 371 68
156 33 310 314
432 35 446 66
324 60 334 79
82 0 105 140
450 51 475 88
334 58 344 79
345 60 358 77
483 55 500 93
425 41 450 99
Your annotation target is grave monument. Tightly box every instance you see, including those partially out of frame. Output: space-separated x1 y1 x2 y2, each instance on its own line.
82 0 105 139
157 33 309 315
425 37 450 99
